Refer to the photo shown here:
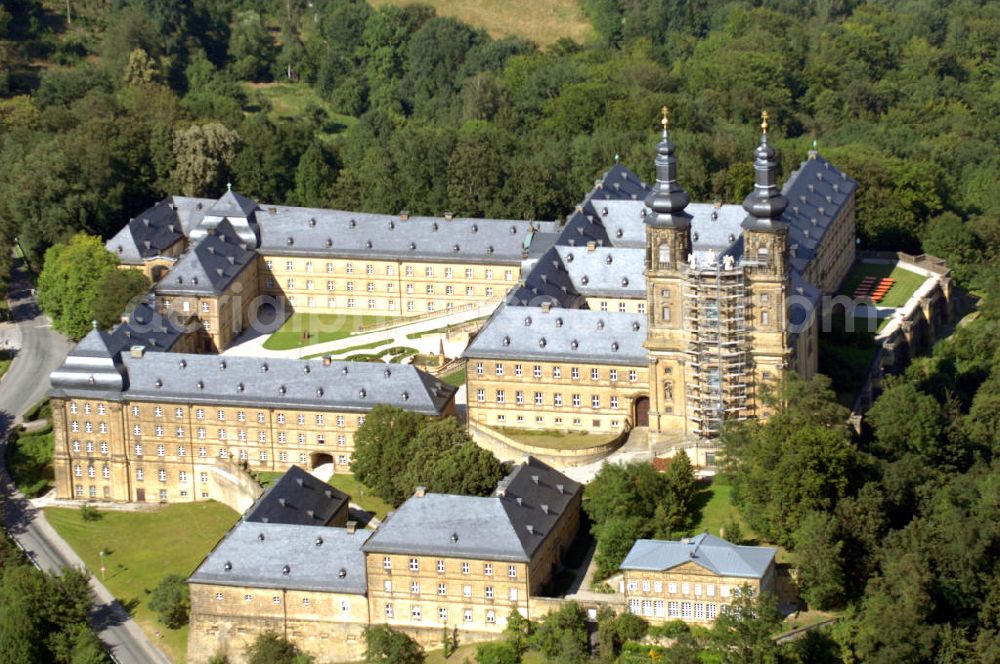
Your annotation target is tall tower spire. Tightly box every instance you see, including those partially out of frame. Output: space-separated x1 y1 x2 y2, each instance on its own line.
645 105 691 230
741 110 788 232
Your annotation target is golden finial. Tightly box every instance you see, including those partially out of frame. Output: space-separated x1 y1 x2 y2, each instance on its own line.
661 105 669 131
760 110 769 135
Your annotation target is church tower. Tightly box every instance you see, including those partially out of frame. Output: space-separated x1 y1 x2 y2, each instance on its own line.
740 111 792 416
644 106 692 437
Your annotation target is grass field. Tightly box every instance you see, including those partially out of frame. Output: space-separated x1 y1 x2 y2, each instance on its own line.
373 0 592 46
838 261 928 309
46 502 239 663
242 82 357 139
262 313 384 350
327 473 394 522
7 426 54 497
689 478 753 542
499 427 619 450
441 364 467 387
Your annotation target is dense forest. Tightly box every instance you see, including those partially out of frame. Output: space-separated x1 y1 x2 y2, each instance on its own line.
3 1 1000 662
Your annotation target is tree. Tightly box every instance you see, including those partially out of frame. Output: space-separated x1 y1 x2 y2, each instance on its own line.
171 123 240 197
504 609 532 658
531 601 589 663
596 607 648 661
37 234 119 340
708 586 783 664
475 641 519 664
290 142 338 208
91 269 151 331
245 631 312 664
148 574 190 629
350 404 428 506
229 11 277 82
123 47 158 86
793 511 846 610
364 625 424 664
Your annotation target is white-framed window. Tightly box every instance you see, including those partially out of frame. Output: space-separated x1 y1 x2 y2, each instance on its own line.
628 580 638 591
571 367 580 380
629 598 640 614
438 583 446 596
554 394 563 407
134 443 143 456
383 557 392 570
384 580 392 592
681 602 693 618
74 464 82 477
629 370 638 382
668 601 679 617
495 390 505 404
592 395 601 408
411 606 422 621
572 394 581 407
534 392 543 405
508 565 517 578
642 580 651 592
610 396 619 409
438 607 448 621
385 604 394 618
136 468 144 481
484 563 493 576
464 609 473 623
681 582 690 595
158 469 166 482
486 609 496 623
707 603 718 619
553 367 562 378
515 391 524 405
462 562 470 574
642 599 653 616
131 406 140 417
463 585 472 598
410 582 420 594
409 558 419 571
476 389 485 402
495 363 504 376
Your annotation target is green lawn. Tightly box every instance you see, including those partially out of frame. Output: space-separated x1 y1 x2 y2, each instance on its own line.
838 262 928 308
498 427 620 451
303 339 391 359
7 426 54 497
262 313 385 350
327 473 394 523
689 478 753 542
441 365 467 387
45 502 240 663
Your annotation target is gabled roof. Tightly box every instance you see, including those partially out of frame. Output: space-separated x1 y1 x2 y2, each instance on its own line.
362 458 582 563
155 219 256 296
464 303 647 366
505 247 585 309
209 189 259 219
244 466 349 526
104 301 195 355
254 205 557 265
119 353 456 414
189 522 370 594
106 199 185 263
620 534 775 579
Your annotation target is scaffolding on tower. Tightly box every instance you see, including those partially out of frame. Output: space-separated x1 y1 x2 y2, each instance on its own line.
683 258 750 438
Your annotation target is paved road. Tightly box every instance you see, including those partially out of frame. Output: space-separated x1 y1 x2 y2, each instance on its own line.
0 261 171 664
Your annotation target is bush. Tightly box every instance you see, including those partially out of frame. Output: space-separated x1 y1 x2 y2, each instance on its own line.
148 574 190 628
79 503 101 522
364 625 424 663
6 428 54 497
648 620 690 639
476 642 520 664
23 398 51 422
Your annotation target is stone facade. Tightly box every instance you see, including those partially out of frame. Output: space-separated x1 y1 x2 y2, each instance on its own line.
187 582 369 664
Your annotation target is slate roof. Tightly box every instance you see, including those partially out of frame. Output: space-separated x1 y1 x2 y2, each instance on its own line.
254 205 558 265
464 304 647 366
363 458 581 563
118 352 455 413
505 247 586 309
189 522 370 594
155 219 257 296
555 245 646 298
106 200 185 263
244 466 349 526
781 155 858 274
49 328 127 395
104 301 195 355
620 534 776 579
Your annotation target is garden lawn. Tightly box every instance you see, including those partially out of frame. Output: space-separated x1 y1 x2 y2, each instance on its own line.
499 427 619 451
327 473 394 522
441 365 466 387
303 339 391 359
838 261 928 308
373 0 592 46
262 313 384 350
45 502 239 663
7 427 54 497
690 478 753 541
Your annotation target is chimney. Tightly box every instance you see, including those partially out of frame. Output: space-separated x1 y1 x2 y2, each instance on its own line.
586 241 597 252
322 356 332 366
540 302 551 313
400 210 410 221
443 211 454 221
415 486 427 498
130 345 146 358
346 521 357 534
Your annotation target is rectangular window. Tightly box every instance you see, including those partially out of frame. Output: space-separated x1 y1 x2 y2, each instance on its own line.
409 558 419 572
439 607 448 621
681 602 693 618
464 609 473 623
484 563 493 576
485 586 494 599
436 560 445 573
533 365 542 378
438 583 446 596
508 565 517 578
668 601 679 617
